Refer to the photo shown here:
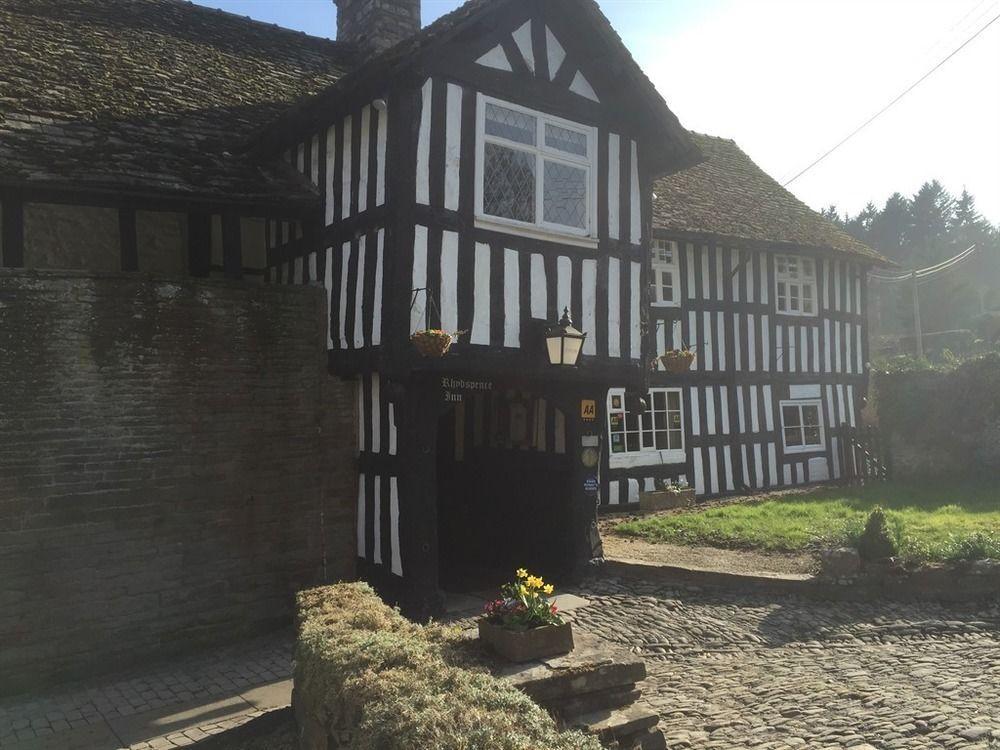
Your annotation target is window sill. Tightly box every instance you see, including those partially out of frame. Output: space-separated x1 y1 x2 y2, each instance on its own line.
609 449 686 469
783 445 826 455
651 301 681 309
474 218 599 249
774 310 819 320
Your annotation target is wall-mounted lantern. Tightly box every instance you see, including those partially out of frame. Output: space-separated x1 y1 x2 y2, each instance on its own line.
545 308 587 367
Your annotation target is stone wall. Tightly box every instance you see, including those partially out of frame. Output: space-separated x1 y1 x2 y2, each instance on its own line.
0 270 357 695
1 200 270 277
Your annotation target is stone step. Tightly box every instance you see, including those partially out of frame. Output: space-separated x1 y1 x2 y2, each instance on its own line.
543 683 642 720
570 704 661 746
638 728 668 750
499 633 647 704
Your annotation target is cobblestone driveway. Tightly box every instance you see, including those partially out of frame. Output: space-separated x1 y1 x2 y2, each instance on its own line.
569 577 1000 750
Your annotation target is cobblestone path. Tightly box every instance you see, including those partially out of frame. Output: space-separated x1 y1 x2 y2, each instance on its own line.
568 577 1000 750
0 632 292 749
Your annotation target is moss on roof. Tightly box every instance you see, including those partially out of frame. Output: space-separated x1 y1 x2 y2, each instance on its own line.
653 133 887 264
0 0 356 203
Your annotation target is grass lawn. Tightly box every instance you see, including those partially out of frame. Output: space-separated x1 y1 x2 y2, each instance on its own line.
613 481 1000 563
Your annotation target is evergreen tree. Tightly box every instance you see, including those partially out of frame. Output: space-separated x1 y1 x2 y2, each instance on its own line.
906 180 954 267
828 182 1000 352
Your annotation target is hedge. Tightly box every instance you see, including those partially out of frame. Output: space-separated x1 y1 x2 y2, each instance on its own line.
294 583 603 750
873 352 1000 478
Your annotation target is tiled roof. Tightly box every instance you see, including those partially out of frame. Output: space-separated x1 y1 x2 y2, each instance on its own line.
654 133 888 264
0 0 356 205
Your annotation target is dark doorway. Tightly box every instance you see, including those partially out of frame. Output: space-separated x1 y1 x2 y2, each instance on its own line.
436 391 572 591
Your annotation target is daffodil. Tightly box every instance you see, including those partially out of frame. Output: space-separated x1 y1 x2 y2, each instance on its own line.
543 584 554 596
527 576 543 589
516 568 528 579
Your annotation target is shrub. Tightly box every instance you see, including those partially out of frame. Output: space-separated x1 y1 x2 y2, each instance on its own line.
294 582 603 750
856 506 899 562
873 351 1000 479
940 532 1000 563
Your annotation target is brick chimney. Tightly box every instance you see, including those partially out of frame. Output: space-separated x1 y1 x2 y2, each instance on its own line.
335 0 421 58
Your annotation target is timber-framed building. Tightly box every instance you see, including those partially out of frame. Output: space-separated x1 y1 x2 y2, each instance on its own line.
0 0 889 638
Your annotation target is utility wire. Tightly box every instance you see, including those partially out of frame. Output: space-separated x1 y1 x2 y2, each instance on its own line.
781 10 1000 189
870 245 977 282
721 9 998 283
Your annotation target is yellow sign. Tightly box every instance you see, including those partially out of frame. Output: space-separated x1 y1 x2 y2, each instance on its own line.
581 399 597 421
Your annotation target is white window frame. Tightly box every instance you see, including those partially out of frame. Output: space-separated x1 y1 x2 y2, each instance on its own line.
774 254 818 317
607 387 685 469
779 399 826 454
475 94 598 248
651 239 680 307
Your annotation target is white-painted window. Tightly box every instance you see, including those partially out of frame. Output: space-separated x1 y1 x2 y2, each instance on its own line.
607 388 685 468
476 95 597 244
651 239 679 306
775 254 817 316
780 399 825 453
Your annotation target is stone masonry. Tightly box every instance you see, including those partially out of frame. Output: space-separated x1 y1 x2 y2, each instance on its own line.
334 0 421 57
0 270 357 695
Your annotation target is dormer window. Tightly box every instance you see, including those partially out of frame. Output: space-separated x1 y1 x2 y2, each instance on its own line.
476 95 596 243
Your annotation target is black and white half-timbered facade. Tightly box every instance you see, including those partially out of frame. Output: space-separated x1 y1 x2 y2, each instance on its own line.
603 133 889 508
257 0 703 613
255 0 888 612
1 0 887 619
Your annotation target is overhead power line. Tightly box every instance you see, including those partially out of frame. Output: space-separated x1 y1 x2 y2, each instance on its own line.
781 10 1000 189
869 245 978 282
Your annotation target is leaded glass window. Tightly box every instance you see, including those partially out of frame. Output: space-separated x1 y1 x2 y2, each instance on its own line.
479 97 595 236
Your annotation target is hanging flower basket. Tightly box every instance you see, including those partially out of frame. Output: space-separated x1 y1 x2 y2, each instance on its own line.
411 329 455 357
660 349 696 373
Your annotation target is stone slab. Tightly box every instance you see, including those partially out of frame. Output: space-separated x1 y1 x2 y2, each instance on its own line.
239 680 292 711
571 704 660 739
496 633 646 702
106 695 253 746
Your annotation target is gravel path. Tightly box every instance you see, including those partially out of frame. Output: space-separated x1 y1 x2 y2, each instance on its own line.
600 534 815 577
567 576 1000 749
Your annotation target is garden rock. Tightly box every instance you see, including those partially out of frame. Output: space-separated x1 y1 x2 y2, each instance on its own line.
970 559 1000 575
819 548 861 579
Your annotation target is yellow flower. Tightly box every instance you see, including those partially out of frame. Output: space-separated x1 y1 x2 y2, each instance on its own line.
517 584 527 597
516 568 528 579
527 576 543 590
543 584 554 596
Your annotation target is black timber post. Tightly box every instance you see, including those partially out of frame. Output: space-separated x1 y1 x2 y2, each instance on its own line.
554 385 605 578
1 190 24 267
221 212 243 280
119 206 138 272
188 212 211 277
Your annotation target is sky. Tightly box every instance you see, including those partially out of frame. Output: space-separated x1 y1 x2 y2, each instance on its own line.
195 0 1000 224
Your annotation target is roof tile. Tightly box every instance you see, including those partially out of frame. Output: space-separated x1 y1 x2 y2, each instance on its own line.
654 133 887 263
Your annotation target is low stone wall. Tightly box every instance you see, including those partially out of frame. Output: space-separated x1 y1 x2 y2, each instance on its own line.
604 557 1000 603
818 554 1000 602
0 270 357 695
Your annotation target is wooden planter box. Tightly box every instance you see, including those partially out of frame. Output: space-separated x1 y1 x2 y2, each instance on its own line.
639 488 696 512
478 620 574 663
